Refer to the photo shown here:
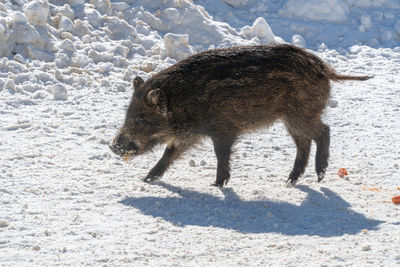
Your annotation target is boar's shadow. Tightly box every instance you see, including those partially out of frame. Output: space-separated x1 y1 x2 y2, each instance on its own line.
120 183 383 236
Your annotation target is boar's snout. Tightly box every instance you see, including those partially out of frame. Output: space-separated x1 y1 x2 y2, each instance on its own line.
109 133 139 158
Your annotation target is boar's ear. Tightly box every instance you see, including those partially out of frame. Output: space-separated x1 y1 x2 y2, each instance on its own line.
133 76 144 90
146 89 168 116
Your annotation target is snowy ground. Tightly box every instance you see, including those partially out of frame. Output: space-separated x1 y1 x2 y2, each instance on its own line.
1 0 400 266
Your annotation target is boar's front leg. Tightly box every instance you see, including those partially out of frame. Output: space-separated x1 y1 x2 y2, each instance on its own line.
211 134 237 187
143 140 193 183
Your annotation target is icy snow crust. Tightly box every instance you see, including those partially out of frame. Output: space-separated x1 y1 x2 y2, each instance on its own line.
1 0 400 266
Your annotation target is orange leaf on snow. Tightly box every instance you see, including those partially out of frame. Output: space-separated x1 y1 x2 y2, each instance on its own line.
392 196 400 204
337 168 348 178
362 187 381 192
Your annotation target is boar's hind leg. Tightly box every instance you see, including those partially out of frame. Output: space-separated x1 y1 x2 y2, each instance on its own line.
314 123 330 182
285 126 312 186
144 141 193 183
211 134 237 187
285 119 330 185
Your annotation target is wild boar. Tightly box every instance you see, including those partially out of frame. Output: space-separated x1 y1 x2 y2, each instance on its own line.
110 44 371 187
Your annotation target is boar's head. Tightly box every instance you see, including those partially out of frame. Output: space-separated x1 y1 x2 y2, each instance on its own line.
109 76 169 160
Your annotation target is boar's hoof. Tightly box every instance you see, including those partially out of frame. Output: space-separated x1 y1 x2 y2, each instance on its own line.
285 178 298 187
211 178 230 187
143 174 161 183
285 180 296 188
317 171 326 182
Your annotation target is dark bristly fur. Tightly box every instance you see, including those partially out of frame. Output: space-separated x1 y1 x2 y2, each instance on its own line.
110 44 372 187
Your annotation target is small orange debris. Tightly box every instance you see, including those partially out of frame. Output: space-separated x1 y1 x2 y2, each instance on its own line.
337 168 348 178
362 187 380 192
392 196 400 204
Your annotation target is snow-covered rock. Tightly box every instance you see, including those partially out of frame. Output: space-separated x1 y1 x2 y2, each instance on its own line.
251 17 275 44
8 15 40 45
105 16 140 41
21 83 46 93
58 16 75 32
91 0 112 15
24 0 49 26
292 34 306 48
55 52 71 68
161 33 196 62
4 79 16 92
51 83 68 100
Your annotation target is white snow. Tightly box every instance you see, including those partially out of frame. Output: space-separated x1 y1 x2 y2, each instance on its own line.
51 83 68 100
250 17 276 44
161 33 196 62
291 34 307 48
0 0 400 266
284 0 350 23
195 0 400 48
24 0 49 26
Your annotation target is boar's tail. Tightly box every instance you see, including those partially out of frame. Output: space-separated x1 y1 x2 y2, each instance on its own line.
329 73 373 81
